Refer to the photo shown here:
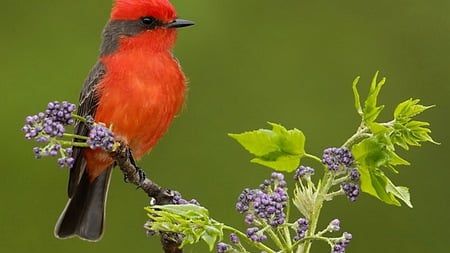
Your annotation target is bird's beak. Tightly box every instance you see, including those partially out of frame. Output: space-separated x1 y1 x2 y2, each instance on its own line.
166 19 195 28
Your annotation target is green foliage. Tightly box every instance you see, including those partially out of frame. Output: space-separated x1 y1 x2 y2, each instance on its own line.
392 98 437 149
144 204 224 251
353 71 386 125
143 72 437 252
229 122 305 172
350 72 436 207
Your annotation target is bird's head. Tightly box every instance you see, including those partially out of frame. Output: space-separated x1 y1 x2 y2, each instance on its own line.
101 0 194 56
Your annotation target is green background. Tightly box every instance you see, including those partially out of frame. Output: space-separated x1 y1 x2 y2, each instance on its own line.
1 0 448 252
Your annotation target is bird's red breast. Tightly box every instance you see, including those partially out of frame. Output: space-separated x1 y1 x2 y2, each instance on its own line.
84 28 186 181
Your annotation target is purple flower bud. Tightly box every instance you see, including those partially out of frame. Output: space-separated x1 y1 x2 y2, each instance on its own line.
229 233 239 244
329 218 341 231
349 168 360 181
216 243 230 253
294 166 315 180
342 183 360 202
87 124 115 151
322 147 354 171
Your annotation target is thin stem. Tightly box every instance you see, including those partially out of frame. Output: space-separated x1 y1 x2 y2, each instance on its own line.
324 189 344 201
71 113 88 122
282 225 293 251
298 169 335 253
332 175 349 186
59 140 89 147
62 133 89 140
304 153 322 164
264 225 285 250
342 124 371 148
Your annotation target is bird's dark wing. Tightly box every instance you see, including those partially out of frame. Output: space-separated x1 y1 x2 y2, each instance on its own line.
68 61 106 197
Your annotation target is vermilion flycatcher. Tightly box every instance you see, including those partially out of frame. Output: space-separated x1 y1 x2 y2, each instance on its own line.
54 0 194 241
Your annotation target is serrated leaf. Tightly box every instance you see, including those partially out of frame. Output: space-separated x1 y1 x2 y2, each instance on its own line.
353 135 413 207
151 204 209 218
269 122 305 154
363 71 386 124
228 130 280 157
251 154 301 172
352 76 363 116
229 122 305 172
145 204 224 250
352 136 390 168
359 166 401 206
385 182 413 208
391 120 439 150
394 98 434 122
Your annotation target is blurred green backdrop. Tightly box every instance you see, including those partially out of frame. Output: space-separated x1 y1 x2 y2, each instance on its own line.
1 0 448 252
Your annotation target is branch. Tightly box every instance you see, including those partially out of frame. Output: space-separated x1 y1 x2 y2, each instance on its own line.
109 142 183 253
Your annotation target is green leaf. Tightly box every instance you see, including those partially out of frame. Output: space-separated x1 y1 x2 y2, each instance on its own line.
359 166 401 206
144 204 224 251
385 182 413 208
352 136 390 169
394 98 434 122
353 136 412 207
363 71 386 124
352 76 363 116
229 122 306 172
251 154 301 172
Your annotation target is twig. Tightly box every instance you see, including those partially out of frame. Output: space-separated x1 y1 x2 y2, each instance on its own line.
109 142 183 253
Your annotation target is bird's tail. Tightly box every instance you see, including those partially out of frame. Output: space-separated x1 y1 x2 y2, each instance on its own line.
54 166 113 241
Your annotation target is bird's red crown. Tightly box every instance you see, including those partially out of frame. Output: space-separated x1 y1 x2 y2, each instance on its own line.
111 0 177 22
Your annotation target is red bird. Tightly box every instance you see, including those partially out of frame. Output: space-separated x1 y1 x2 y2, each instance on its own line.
54 0 194 241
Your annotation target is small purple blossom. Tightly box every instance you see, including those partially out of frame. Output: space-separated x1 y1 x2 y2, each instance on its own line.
236 188 256 213
146 229 156 237
329 218 341 232
230 233 239 244
172 191 200 205
244 213 254 224
293 218 309 241
246 227 267 242
32 144 74 168
322 147 354 171
349 168 360 181
57 157 75 169
294 166 315 180
332 232 352 253
217 242 231 253
87 124 115 151
341 183 360 202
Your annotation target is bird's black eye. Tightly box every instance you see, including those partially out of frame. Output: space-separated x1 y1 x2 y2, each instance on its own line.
141 16 157 26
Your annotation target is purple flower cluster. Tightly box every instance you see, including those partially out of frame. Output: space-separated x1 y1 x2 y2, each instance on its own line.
293 218 309 241
56 147 74 168
236 173 288 228
322 147 354 171
45 101 76 125
246 227 267 242
86 124 115 151
294 166 315 180
332 232 352 253
22 101 76 140
341 183 360 202
22 101 78 168
172 191 200 205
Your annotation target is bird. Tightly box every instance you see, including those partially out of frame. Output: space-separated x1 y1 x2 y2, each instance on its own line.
54 0 194 241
